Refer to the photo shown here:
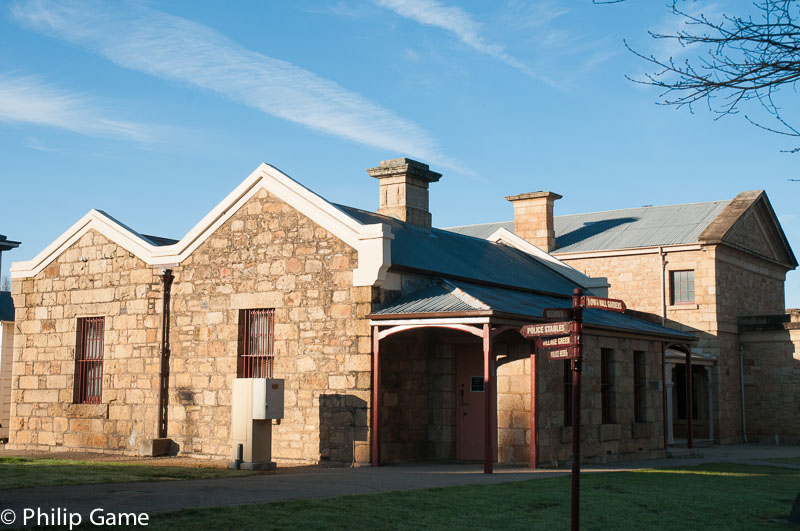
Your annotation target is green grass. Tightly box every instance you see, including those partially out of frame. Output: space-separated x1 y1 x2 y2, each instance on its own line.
766 456 800 465
130 463 798 531
0 457 256 489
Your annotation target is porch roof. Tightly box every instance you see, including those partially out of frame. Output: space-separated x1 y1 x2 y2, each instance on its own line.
369 279 694 341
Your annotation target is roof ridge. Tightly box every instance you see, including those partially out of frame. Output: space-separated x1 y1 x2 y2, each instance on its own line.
555 199 731 219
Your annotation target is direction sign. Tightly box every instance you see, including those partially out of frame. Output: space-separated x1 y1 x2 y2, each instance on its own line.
542 308 573 321
538 334 580 349
520 321 572 338
547 347 579 361
582 296 626 313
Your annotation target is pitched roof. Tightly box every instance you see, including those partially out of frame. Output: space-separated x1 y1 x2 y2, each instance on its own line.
336 205 581 296
447 201 731 253
370 279 693 340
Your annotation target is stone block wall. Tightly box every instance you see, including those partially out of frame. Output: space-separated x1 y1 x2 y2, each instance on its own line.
9 188 373 464
9 231 162 454
496 342 532 465
739 314 800 444
168 188 371 463
535 334 665 466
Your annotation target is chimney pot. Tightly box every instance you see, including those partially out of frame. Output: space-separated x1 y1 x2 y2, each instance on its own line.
367 158 441 230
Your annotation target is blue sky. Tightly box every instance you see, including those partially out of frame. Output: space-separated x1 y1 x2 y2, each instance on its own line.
2 0 799 305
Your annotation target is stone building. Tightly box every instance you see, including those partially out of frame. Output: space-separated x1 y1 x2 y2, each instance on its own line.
0 234 21 440
8 159 692 468
449 188 798 446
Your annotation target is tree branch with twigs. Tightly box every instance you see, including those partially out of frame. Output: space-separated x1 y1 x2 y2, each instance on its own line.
612 0 800 152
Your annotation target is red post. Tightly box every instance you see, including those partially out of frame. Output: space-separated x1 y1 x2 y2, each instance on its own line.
570 288 583 531
530 343 538 469
483 323 493 474
371 327 381 467
661 342 667 450
686 344 693 449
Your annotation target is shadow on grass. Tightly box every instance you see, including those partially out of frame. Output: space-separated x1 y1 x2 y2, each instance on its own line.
0 457 256 490
135 463 798 531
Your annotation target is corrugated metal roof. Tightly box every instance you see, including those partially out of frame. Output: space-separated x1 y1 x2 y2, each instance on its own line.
0 291 14 322
445 201 731 253
372 279 693 339
336 205 580 295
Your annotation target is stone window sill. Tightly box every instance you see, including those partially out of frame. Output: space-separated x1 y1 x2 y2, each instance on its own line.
64 403 109 419
667 303 699 310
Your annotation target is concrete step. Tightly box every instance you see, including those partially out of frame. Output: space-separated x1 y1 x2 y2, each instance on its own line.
666 447 705 459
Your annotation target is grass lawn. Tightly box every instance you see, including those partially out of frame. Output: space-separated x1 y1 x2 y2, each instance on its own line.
0 457 255 489
766 456 800 465
131 463 798 531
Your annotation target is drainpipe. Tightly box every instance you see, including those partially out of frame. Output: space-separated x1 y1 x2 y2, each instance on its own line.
156 268 174 440
659 246 666 326
738 346 747 443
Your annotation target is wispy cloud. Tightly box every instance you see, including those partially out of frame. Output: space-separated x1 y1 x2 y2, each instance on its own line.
0 73 150 141
373 0 543 81
11 0 454 167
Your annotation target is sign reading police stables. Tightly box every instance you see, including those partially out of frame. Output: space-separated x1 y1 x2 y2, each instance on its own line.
520 321 572 338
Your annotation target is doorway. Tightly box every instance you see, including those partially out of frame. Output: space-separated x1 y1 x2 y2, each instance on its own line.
456 344 497 460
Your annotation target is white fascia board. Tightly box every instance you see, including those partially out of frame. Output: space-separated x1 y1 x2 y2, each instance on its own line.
487 228 609 290
554 244 702 260
11 163 393 287
10 210 160 279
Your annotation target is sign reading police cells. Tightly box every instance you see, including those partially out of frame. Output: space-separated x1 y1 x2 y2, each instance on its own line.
520 321 572 338
547 347 579 361
581 296 626 313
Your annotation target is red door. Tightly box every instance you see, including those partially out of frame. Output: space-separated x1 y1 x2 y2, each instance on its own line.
456 345 496 460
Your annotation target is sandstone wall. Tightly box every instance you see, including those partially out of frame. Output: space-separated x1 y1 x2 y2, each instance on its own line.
9 230 161 454
9 188 373 463
739 315 800 444
167 188 371 463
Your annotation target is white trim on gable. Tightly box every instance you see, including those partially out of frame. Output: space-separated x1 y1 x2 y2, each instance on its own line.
11 163 394 287
487 228 610 296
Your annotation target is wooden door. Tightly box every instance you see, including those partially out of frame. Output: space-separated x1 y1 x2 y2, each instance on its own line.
456 345 496 460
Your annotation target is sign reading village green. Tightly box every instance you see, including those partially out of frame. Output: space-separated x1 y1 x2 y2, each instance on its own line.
520 321 572 338
538 334 580 349
581 296 626 313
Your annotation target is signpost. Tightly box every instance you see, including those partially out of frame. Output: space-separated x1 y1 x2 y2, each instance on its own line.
542 307 573 321
520 321 573 338
520 291 626 531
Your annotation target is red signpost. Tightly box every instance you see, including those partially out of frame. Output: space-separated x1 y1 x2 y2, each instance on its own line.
521 291 626 531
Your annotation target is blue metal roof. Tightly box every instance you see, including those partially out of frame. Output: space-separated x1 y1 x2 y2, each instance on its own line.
446 200 731 253
336 205 580 295
0 291 14 322
372 279 693 340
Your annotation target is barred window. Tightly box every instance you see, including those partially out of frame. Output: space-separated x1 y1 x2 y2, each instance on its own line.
237 308 274 378
670 270 695 304
601 348 615 424
633 351 646 422
74 317 104 404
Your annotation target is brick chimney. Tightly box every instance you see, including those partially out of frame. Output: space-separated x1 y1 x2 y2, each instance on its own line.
367 158 441 231
505 192 562 252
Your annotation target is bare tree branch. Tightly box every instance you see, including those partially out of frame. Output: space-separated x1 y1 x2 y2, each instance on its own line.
619 0 800 151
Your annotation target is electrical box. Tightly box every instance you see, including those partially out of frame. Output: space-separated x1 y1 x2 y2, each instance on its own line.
230 378 284 470
252 378 284 420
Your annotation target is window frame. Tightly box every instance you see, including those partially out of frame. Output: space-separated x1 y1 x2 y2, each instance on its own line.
563 362 572 427
670 270 695 305
633 350 646 423
601 348 615 424
74 316 105 404
237 308 275 378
